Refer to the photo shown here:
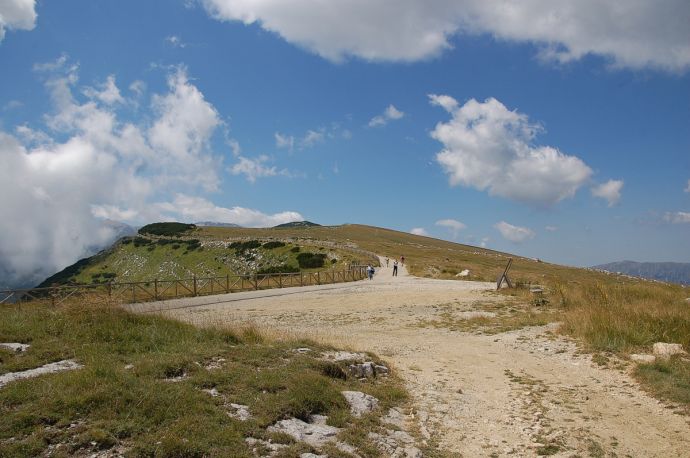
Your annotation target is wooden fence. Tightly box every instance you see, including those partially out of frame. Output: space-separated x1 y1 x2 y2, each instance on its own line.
0 266 368 307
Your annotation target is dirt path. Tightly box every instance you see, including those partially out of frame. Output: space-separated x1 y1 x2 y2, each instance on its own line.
129 259 690 457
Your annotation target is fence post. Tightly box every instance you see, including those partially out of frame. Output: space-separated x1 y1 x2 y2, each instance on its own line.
254 274 258 291
300 273 304 287
154 279 159 300
193 275 198 296
132 284 136 303
226 274 230 293
279 273 283 288
317 271 321 285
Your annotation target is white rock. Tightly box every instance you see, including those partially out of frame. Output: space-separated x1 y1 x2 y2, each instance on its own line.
300 454 327 458
0 343 30 353
267 416 341 447
456 269 470 277
203 388 220 397
245 437 288 453
295 347 312 354
382 408 407 428
342 391 379 417
228 403 251 421
653 342 687 359
630 354 656 364
0 360 82 388
322 351 367 361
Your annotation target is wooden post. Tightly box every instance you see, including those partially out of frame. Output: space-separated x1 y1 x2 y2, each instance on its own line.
193 275 198 296
496 258 514 290
317 271 321 285
279 273 283 288
254 274 258 291
154 279 159 300
226 274 230 293
300 273 304 287
132 284 136 303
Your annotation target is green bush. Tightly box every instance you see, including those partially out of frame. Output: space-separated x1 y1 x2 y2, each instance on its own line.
296 253 327 269
229 240 262 252
138 222 196 236
262 241 286 249
256 265 299 275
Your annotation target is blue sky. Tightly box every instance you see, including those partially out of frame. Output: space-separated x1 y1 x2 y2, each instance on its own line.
1 0 689 286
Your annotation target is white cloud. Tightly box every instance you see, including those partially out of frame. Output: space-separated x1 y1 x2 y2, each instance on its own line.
435 218 466 238
200 0 690 72
166 35 187 48
591 179 623 206
410 227 429 236
664 211 690 224
685 179 690 193
275 131 295 152
369 104 405 127
431 95 592 207
545 225 558 232
154 194 303 228
83 75 125 105
301 129 324 148
230 155 278 183
0 0 37 43
0 58 300 288
129 80 146 97
494 221 535 243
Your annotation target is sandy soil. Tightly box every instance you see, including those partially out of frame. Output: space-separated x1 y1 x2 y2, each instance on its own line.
129 260 690 457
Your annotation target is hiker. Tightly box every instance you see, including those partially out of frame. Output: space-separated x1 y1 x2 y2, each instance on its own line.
366 264 375 280
400 255 405 266
392 260 398 276
385 257 389 267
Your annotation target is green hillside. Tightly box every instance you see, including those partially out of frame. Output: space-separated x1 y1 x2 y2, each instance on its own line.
39 230 370 287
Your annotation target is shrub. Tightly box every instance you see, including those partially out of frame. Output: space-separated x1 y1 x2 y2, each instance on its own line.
256 265 299 275
229 240 261 252
290 246 300 253
138 222 196 236
262 241 286 249
296 253 327 269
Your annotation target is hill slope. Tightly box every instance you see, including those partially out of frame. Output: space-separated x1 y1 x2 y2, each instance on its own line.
593 260 690 285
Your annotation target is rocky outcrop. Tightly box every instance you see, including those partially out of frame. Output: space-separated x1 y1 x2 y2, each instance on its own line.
342 391 379 417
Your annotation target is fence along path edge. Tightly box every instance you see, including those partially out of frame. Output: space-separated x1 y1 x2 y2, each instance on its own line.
0 266 368 307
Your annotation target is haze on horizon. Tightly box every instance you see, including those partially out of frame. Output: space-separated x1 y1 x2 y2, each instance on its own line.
0 0 689 288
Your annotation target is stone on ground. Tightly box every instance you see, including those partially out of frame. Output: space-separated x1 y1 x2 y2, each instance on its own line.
267 415 341 447
0 343 30 352
630 354 656 364
0 360 82 388
341 390 379 417
652 342 687 359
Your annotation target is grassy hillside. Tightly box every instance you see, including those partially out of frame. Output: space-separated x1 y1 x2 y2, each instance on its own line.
39 231 370 287
0 302 408 457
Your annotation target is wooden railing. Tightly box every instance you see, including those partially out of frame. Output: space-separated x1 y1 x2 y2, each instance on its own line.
0 266 368 307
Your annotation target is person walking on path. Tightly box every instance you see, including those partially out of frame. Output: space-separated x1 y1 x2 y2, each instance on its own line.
400 255 405 267
385 257 389 267
392 260 398 276
366 264 374 280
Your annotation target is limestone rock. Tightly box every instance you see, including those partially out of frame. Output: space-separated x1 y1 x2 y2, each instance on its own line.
0 360 82 388
653 342 687 359
267 416 341 447
342 391 379 417
322 350 367 361
630 354 656 364
348 362 389 378
456 269 470 277
228 403 251 421
0 343 30 353
300 454 327 458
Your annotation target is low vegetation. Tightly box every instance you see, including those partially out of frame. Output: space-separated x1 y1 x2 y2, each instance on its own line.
138 222 197 237
0 302 408 457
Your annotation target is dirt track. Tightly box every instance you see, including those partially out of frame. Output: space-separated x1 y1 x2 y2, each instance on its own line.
129 260 690 457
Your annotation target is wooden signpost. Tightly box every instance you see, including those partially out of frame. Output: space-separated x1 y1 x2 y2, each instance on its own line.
496 258 513 290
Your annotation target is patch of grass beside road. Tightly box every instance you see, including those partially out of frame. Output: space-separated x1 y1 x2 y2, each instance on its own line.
0 302 407 457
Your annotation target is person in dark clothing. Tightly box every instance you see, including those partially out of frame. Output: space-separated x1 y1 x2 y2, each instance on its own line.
392 260 398 276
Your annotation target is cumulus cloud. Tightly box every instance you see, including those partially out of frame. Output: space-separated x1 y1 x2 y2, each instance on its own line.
431 95 592 207
435 218 466 238
228 155 295 183
494 221 535 243
410 227 429 236
200 0 690 72
664 211 690 224
301 129 324 148
153 194 302 227
591 179 623 206
0 0 37 43
369 104 405 127
0 58 301 288
83 75 125 105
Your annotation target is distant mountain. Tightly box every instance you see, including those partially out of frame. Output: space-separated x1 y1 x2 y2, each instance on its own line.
593 261 690 285
274 221 320 228
195 221 243 228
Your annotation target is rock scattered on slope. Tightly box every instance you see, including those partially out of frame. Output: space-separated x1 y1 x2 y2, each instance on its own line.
321 350 368 361
630 354 656 364
0 343 30 352
652 342 687 359
342 391 379 417
348 361 389 378
267 415 341 447
0 360 82 388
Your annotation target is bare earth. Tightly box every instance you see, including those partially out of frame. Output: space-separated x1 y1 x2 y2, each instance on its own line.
128 260 690 457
